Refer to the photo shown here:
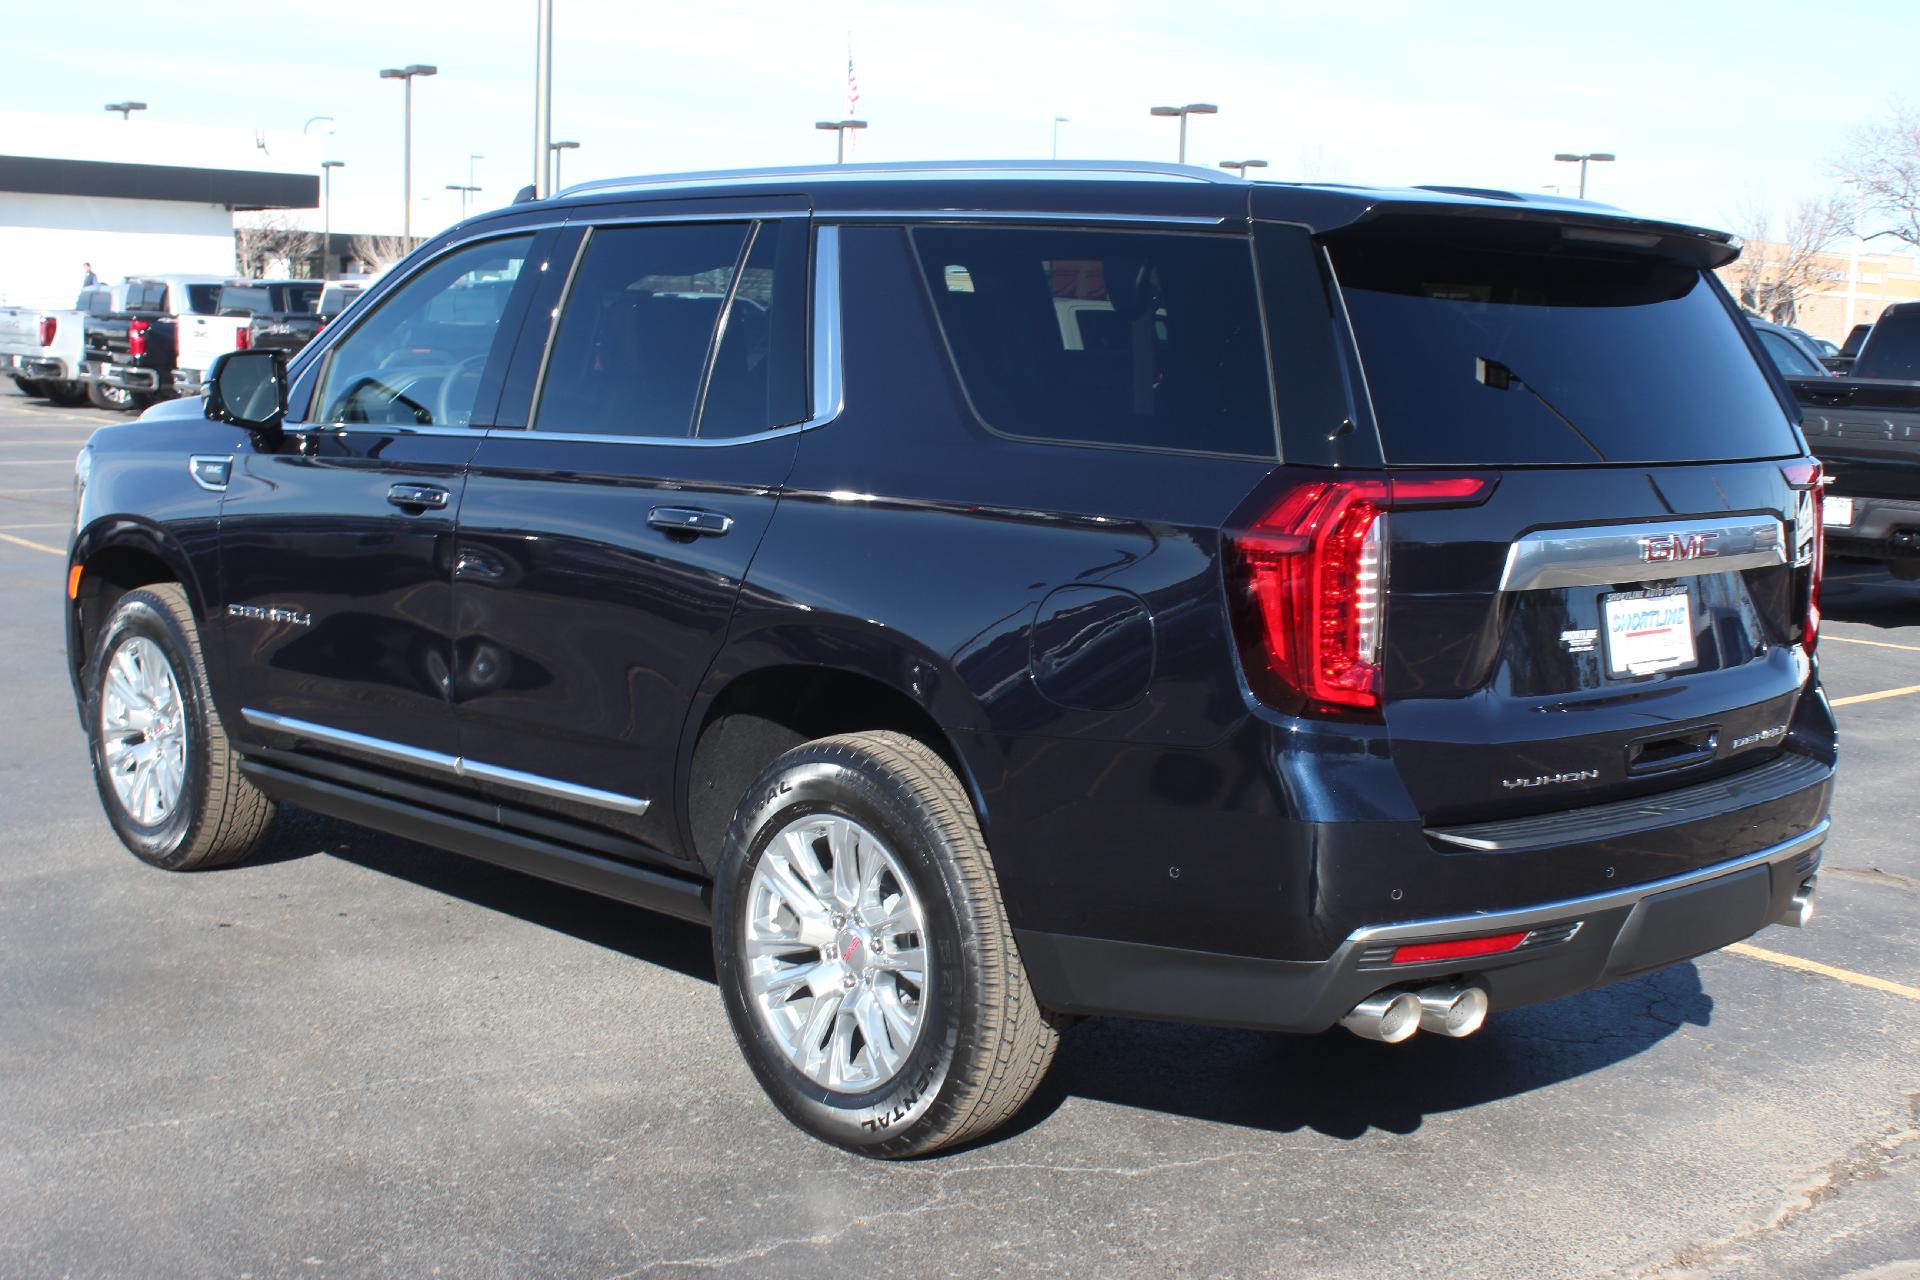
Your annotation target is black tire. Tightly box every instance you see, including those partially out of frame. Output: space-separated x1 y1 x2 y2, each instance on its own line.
88 381 135 412
46 381 91 407
84 583 276 870
713 731 1061 1158
12 376 47 398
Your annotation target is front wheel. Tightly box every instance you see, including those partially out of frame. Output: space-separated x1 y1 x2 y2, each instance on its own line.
84 583 276 869
87 381 134 412
713 732 1061 1158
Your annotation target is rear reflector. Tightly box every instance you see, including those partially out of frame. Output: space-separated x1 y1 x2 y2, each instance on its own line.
1228 473 1495 716
1391 931 1529 965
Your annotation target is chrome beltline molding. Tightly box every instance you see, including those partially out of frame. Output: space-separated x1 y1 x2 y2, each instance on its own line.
1347 818 1826 944
241 709 650 817
1500 514 1786 592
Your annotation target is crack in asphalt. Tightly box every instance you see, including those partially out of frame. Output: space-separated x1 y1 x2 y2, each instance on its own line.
1637 1092 1920 1277
610 1149 1266 1276
1824 866 1920 894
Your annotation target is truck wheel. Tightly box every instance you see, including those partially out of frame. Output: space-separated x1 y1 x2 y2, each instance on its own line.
713 731 1061 1158
88 382 135 412
1890 560 1920 582
12 376 47 398
47 381 91 407
84 583 276 870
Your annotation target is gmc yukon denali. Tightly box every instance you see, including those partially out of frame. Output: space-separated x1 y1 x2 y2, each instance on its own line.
66 162 1836 1157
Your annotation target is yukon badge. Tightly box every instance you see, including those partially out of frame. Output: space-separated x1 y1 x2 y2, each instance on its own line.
1502 768 1601 790
1640 531 1719 563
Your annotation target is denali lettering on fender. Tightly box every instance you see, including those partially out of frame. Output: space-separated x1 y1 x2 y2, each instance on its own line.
1641 531 1720 563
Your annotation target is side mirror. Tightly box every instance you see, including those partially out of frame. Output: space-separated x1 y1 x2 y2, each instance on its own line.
206 350 287 436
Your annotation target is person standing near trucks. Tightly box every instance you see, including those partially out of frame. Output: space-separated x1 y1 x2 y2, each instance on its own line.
81 263 98 286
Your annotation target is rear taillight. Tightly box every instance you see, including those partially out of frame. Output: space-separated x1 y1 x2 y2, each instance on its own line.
1229 474 1495 717
38 316 56 347
1782 460 1824 654
128 318 149 358
235 326 251 350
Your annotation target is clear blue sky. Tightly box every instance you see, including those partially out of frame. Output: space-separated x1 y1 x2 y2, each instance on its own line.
9 0 1912 238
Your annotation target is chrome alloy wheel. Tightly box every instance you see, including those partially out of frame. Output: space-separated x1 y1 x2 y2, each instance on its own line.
99 636 188 827
743 815 931 1093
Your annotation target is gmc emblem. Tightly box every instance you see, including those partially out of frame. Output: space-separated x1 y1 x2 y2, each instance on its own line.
1641 531 1719 563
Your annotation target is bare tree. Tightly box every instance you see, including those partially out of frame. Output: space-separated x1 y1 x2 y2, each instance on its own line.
349 235 415 272
1726 195 1850 326
235 215 320 279
1834 98 1920 247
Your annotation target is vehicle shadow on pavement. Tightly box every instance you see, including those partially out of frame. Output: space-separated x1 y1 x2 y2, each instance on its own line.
262 806 717 985
1824 563 1920 630
1000 962 1713 1143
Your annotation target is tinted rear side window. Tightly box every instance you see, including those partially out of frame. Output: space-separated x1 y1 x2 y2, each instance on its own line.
185 285 223 315
910 226 1277 457
1854 308 1920 380
1757 329 1824 378
1332 239 1801 464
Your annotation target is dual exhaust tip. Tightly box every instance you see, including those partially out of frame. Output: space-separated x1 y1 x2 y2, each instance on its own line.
1341 984 1489 1043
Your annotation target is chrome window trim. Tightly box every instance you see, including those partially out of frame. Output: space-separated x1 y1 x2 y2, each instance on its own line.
1348 818 1827 945
504 224 843 449
242 709 651 817
822 210 1227 227
1499 514 1787 593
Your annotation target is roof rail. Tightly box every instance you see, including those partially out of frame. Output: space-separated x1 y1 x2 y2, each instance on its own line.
554 159 1243 200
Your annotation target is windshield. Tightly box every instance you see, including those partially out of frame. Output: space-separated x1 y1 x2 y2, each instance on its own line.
1854 308 1920 381
1332 239 1801 464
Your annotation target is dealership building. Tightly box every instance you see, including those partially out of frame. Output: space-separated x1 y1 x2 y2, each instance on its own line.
0 112 318 309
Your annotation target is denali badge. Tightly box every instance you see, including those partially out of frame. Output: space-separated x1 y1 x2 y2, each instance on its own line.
227 603 312 628
1728 724 1787 751
1502 769 1601 790
1641 531 1719 563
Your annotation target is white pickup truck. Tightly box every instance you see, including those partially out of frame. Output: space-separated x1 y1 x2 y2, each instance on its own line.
0 283 122 406
172 279 324 395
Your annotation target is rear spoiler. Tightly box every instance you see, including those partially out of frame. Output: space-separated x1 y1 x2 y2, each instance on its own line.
1323 202 1741 270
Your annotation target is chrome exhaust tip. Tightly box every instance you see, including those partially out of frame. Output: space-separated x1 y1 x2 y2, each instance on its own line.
1415 984 1490 1038
1340 990 1423 1043
1779 876 1816 928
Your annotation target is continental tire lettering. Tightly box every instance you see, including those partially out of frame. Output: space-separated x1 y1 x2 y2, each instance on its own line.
860 1064 938 1132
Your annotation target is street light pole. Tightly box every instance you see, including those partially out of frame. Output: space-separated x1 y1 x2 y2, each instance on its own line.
534 0 554 196
380 64 438 242
814 119 868 164
548 140 579 190
446 183 480 217
1149 103 1218 164
1552 150 1615 199
1218 159 1267 178
1052 115 1069 159
321 160 344 278
103 102 148 121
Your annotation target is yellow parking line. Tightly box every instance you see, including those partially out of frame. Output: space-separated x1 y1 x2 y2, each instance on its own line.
0 459 78 465
1822 634 1920 653
1832 683 1920 707
0 531 63 556
1726 943 1920 1002
0 522 66 530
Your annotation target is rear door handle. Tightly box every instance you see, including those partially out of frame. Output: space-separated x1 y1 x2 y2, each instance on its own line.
647 506 733 537
387 483 450 510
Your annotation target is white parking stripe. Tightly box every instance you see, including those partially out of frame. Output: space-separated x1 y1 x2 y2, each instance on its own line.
0 531 63 556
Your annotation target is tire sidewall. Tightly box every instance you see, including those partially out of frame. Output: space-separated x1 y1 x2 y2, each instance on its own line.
84 591 212 868
713 749 980 1154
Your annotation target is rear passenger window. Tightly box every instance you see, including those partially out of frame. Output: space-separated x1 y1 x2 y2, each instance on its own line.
909 226 1278 457
697 219 810 438
535 222 750 438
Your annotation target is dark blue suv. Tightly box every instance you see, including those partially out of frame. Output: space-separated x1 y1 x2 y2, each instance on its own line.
67 162 1835 1156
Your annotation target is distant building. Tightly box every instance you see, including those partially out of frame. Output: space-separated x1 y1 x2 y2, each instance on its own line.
0 112 317 309
1716 238 1920 343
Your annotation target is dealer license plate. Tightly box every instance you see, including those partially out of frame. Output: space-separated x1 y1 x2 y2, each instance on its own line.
1823 495 1854 528
1603 587 1697 678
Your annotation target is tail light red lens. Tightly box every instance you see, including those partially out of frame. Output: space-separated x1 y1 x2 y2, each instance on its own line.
1229 474 1495 717
235 326 251 350
128 318 149 358
1781 459 1824 654
38 316 56 347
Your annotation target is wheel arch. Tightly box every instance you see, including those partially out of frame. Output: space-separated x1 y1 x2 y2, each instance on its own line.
68 519 211 718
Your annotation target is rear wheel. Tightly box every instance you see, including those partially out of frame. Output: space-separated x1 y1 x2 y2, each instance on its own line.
87 381 135 412
12 376 47 398
713 731 1061 1158
46 381 90 407
84 583 276 870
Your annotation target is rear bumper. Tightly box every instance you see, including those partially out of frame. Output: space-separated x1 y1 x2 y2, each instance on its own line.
1825 493 1920 564
1017 818 1826 1033
1 353 68 380
172 369 203 394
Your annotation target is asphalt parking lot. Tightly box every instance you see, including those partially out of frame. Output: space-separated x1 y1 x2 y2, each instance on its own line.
1 382 1916 1280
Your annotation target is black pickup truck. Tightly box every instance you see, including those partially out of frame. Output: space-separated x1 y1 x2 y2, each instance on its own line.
1790 301 1920 579
81 276 227 411
245 279 366 357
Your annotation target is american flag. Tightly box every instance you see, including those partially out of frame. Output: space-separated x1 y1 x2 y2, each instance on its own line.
846 42 860 152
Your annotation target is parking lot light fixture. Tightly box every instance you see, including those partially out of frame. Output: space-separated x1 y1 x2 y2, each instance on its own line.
1149 103 1217 164
548 140 580 191
1553 151 1615 199
380 64 438 241
1052 115 1070 159
814 119 868 165
1219 159 1268 177
104 102 148 121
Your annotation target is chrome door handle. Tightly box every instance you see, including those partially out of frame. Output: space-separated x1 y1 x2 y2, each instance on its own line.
647 506 733 536
387 483 450 510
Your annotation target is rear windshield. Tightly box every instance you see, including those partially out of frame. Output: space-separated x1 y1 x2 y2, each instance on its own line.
1854 308 1920 381
185 285 222 315
1332 240 1801 464
910 226 1278 458
319 285 364 314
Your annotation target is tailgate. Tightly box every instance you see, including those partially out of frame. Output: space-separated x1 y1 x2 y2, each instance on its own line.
1792 377 1920 503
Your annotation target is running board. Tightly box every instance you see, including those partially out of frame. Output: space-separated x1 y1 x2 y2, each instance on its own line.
238 759 711 925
